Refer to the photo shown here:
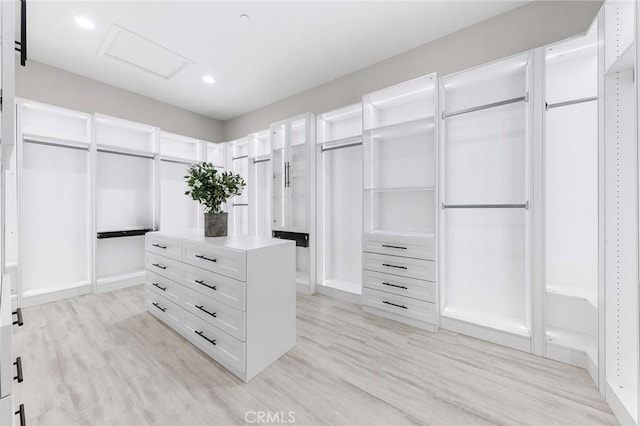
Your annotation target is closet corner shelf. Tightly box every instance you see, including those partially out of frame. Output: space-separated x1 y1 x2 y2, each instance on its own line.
364 116 434 139
545 326 597 363
441 305 531 338
605 41 635 76
364 186 435 193
545 282 597 308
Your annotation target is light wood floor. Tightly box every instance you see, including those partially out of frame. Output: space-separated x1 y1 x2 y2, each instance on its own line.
14 286 617 426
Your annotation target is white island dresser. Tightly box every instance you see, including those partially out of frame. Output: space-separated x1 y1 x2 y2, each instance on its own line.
145 231 296 382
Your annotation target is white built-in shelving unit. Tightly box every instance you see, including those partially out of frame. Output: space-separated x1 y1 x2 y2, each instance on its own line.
247 129 271 237
361 74 439 331
226 137 250 236
439 54 532 350
159 131 202 232
543 25 599 381
602 0 639 423
271 113 316 293
316 103 363 302
205 141 226 170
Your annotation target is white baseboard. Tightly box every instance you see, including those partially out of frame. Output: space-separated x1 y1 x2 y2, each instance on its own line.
23 282 92 307
362 306 437 332
296 283 312 295
440 315 531 353
545 343 598 386
96 270 145 294
316 285 361 305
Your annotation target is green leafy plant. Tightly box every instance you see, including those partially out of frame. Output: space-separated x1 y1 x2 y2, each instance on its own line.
184 162 246 213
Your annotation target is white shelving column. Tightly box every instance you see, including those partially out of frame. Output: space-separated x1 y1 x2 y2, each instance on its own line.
247 129 271 237
226 137 250 236
158 131 201 232
543 26 599 382
94 114 158 293
270 113 316 294
603 0 639 424
361 74 439 331
440 54 532 351
316 103 363 302
16 100 93 306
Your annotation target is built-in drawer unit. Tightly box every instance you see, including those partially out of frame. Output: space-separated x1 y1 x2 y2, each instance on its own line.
183 287 246 341
182 264 246 311
183 311 246 375
183 241 246 281
145 231 296 382
146 234 183 261
363 270 436 303
146 252 182 283
363 233 435 260
146 270 183 305
362 252 435 282
146 290 183 331
362 287 437 324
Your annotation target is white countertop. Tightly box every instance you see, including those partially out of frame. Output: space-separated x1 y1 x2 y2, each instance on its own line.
149 230 294 251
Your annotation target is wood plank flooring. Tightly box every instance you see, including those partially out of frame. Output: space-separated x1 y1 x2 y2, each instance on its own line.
14 286 617 425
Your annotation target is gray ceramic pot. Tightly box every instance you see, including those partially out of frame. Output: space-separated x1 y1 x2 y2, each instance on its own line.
204 212 228 237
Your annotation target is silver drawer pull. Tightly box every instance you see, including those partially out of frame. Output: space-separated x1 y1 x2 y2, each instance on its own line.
382 263 407 270
152 302 167 312
195 254 217 263
381 244 407 250
195 305 217 318
152 282 167 291
195 330 217 346
383 300 408 310
152 263 167 270
382 282 408 290
152 243 167 249
195 279 217 291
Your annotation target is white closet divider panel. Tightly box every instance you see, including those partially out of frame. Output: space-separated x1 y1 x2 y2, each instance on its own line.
227 137 249 236
440 53 531 350
317 103 363 301
248 130 271 237
21 142 91 304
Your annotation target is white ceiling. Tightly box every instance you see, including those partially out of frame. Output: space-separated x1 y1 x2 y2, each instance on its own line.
26 1 529 121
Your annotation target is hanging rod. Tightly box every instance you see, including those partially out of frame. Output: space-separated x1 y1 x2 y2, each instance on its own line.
253 158 271 164
160 156 196 165
23 136 89 151
443 94 528 119
232 155 248 161
97 147 155 159
321 141 363 153
97 228 152 239
441 201 529 209
546 96 597 111
232 203 248 207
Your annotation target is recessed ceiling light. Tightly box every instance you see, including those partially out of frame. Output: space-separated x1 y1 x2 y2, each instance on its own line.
202 74 215 85
74 15 95 30
240 14 250 21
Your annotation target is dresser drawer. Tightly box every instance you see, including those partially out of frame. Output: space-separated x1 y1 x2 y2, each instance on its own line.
184 287 246 341
146 271 183 306
183 241 245 281
363 233 435 260
362 252 435 281
146 233 182 261
146 289 183 331
363 270 436 303
183 311 246 374
183 264 246 311
146 252 182 283
362 287 436 324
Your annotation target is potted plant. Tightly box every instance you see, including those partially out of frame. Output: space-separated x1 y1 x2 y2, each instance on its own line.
185 162 246 237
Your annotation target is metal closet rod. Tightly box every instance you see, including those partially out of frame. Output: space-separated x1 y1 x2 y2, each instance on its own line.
232 155 248 161
546 96 597 110
441 201 529 209
443 94 528 119
321 141 363 153
253 158 271 164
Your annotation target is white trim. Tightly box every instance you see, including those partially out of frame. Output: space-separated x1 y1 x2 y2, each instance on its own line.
606 383 637 426
316 284 362 305
22 282 92 307
95 270 146 294
363 306 437 333
440 315 532 353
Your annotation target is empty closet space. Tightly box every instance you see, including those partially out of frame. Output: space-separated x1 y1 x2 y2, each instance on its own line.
543 26 598 376
317 103 363 297
247 129 271 237
227 137 250 236
440 54 531 348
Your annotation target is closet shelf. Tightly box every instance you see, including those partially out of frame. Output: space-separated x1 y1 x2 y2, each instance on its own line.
22 132 90 149
364 116 434 139
364 186 435 193
441 305 531 337
545 327 597 364
605 41 635 76
97 144 156 158
546 282 597 308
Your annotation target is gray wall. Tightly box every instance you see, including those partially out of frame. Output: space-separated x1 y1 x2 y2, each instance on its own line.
16 60 225 142
224 0 602 140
